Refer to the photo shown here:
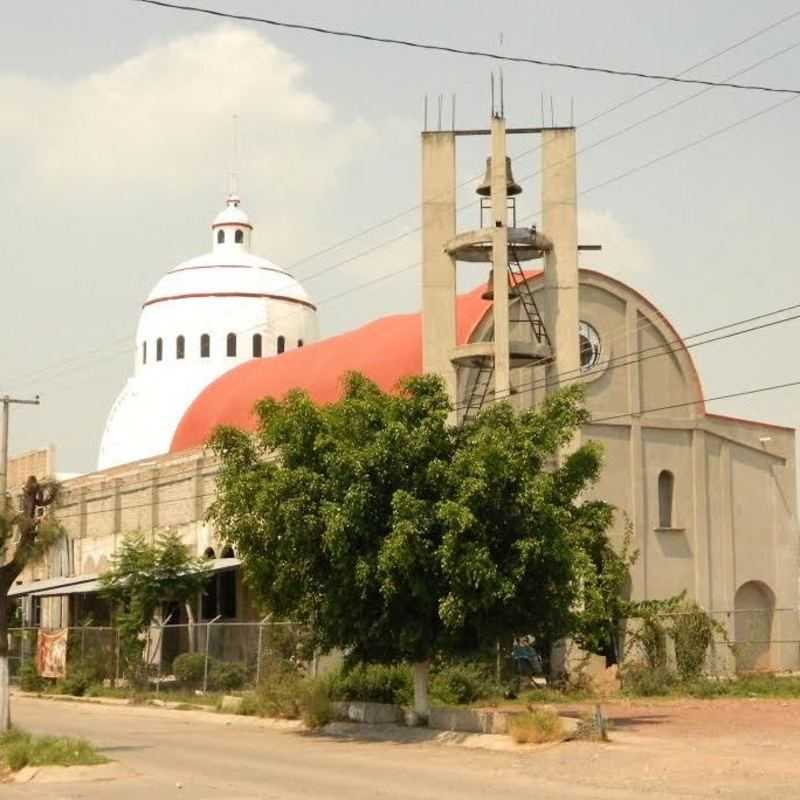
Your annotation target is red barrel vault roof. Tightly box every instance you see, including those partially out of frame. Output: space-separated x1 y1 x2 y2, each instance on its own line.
170 278 504 453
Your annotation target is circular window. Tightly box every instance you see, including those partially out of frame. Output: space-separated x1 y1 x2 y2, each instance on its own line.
579 321 601 372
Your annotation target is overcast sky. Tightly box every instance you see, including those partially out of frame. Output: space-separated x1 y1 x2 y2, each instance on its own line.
2 0 799 473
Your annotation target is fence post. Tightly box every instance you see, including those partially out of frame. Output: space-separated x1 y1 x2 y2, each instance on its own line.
255 615 270 685
203 615 221 694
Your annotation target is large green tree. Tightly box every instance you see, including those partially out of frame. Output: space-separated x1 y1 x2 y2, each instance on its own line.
210 373 616 716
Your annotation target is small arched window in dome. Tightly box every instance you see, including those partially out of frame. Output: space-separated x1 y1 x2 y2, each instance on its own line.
235 229 244 244
226 333 237 357
277 335 285 355
156 338 163 362
297 339 304 348
203 547 216 560
217 229 225 244
142 341 147 364
176 335 185 360
200 334 210 358
252 333 262 358
221 545 235 559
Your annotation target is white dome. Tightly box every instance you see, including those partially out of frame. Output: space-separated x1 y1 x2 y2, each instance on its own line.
97 195 319 470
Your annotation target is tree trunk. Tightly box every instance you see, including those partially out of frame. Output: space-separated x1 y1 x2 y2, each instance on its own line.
0 610 10 733
413 661 430 722
185 602 196 653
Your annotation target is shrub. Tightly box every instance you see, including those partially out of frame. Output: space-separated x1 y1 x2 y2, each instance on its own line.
298 677 333 729
250 656 304 718
430 663 493 706
210 661 248 692
673 606 715 681
17 662 45 693
328 663 412 706
508 708 563 744
57 667 95 697
173 653 210 687
621 663 675 696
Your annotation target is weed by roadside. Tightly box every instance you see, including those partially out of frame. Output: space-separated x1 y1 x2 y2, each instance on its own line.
508 708 563 744
0 729 108 772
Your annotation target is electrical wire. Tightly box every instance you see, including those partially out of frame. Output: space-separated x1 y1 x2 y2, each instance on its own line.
133 0 800 95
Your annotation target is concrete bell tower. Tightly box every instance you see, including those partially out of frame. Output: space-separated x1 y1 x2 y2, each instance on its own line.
421 109 579 424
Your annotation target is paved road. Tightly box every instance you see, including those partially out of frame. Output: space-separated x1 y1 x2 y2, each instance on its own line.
5 696 666 800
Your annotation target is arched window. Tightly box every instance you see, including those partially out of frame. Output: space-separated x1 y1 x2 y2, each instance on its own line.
156 337 163 362
277 335 285 354
226 333 237 357
203 547 216 560
217 229 225 244
297 339 304 348
252 333 262 358
142 341 147 364
200 334 210 358
658 470 674 528
176 335 185 360
234 229 244 244
221 545 235 559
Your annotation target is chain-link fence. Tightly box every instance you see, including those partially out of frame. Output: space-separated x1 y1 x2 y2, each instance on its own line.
7 621 310 692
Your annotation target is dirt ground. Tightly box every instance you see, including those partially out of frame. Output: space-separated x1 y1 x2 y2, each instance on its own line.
529 697 800 797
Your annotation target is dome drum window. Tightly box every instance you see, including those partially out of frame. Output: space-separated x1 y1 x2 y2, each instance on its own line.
277 335 285 355
217 230 225 244
235 229 244 244
252 333 263 358
156 338 163 362
226 333 237 358
200 334 210 358
176 335 185 360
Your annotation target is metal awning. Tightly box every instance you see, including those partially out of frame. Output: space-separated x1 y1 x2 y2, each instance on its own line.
8 574 100 598
34 579 105 597
8 558 242 599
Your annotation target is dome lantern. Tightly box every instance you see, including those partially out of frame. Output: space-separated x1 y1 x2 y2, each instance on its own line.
211 193 253 250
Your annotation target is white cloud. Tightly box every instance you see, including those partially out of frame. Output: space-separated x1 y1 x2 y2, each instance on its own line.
0 26 372 193
578 208 655 278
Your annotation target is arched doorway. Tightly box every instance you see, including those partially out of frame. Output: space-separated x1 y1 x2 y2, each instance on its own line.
734 581 774 673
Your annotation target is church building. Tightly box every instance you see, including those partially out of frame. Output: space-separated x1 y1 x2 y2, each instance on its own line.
9 116 799 674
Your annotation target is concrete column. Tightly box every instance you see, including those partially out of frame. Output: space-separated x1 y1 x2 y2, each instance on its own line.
691 429 711 609
541 129 579 392
490 116 510 399
421 132 457 409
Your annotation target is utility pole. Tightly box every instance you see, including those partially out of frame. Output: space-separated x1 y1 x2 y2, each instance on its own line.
0 394 40 510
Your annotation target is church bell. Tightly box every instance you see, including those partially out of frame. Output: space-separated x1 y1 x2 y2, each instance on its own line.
476 156 522 197
480 269 520 301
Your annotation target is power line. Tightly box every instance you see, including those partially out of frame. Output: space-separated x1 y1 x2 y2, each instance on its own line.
289 8 800 271
47 373 800 524
133 0 800 95
40 295 800 497
451 303 800 413
590 379 800 424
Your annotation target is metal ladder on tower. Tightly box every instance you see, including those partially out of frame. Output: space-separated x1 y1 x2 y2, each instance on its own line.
507 243 551 347
462 365 494 424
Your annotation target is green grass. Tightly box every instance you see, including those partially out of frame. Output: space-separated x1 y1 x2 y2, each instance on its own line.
82 685 224 707
679 674 800 699
0 729 108 772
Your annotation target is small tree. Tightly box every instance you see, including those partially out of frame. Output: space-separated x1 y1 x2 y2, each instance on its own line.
0 477 61 732
100 531 209 684
210 373 617 717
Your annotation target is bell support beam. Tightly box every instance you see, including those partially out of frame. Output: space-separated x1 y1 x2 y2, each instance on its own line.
421 131 458 414
490 116 511 401
541 127 580 452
